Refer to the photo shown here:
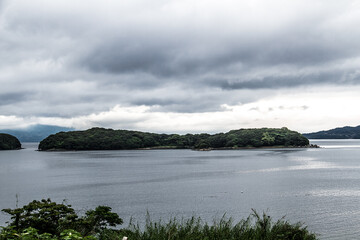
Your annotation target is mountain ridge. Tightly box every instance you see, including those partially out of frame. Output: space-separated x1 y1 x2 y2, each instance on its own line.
0 124 75 142
303 125 360 139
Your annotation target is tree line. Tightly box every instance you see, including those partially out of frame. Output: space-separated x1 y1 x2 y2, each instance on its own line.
38 127 309 151
0 133 21 150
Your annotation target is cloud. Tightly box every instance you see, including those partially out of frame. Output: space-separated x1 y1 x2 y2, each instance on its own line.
4 86 360 134
1 0 360 131
0 92 30 106
79 1 360 76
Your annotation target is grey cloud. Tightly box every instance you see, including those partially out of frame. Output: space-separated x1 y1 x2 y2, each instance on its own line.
84 42 170 76
301 105 309 110
80 17 360 82
150 102 225 113
0 0 9 12
131 98 180 107
0 92 30 106
128 91 236 113
210 71 351 90
248 105 309 113
1 0 360 122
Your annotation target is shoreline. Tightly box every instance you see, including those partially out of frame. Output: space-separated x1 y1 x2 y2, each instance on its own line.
39 144 320 152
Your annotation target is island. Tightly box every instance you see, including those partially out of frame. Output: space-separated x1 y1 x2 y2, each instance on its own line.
0 133 21 150
303 125 360 139
38 127 309 151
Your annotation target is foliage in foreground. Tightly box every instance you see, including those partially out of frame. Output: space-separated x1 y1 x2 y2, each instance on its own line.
38 127 309 151
1 199 122 239
113 210 317 240
1 199 318 240
0 227 96 240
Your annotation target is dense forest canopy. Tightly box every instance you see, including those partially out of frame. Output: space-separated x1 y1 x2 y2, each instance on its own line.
0 133 21 150
303 125 360 139
38 127 309 151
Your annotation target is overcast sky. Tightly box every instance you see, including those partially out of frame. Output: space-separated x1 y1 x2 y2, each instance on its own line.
1 0 360 133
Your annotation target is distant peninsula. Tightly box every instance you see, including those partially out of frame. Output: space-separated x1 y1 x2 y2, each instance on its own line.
38 127 309 151
303 125 360 139
0 133 21 150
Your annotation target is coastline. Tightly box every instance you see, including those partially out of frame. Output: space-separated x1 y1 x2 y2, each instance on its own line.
39 144 320 152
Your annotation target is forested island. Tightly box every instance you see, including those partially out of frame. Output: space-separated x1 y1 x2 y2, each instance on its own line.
0 133 21 150
38 127 309 151
303 125 360 139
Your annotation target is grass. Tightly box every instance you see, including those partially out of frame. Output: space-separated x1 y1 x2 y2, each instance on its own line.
102 210 318 240
0 208 318 239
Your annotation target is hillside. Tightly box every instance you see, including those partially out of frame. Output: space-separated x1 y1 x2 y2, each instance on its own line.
303 125 360 139
0 133 21 150
38 127 309 151
0 124 75 142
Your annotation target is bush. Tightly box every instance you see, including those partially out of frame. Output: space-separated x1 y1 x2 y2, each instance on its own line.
0 227 97 240
1 199 122 237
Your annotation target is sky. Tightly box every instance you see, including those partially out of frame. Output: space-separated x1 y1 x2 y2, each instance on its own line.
1 0 360 134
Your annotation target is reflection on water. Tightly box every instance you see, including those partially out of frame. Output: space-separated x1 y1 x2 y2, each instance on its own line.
239 156 337 173
311 139 360 149
2 140 360 239
308 189 360 197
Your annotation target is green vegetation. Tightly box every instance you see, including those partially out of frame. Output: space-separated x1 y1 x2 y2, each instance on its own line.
1 199 122 239
303 125 360 139
117 212 317 240
1 199 318 240
38 127 309 151
0 133 21 150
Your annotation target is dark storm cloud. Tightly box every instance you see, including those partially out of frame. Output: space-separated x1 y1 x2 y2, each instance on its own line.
0 92 29 106
83 36 354 80
80 25 360 95
84 41 171 77
1 0 360 122
210 71 347 90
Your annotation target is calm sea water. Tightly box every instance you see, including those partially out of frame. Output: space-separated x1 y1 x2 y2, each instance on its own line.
1 140 360 239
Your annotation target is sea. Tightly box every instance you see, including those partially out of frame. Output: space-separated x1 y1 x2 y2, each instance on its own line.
1 140 360 239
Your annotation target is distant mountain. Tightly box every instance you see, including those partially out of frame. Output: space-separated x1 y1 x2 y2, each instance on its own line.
0 124 75 142
303 126 360 139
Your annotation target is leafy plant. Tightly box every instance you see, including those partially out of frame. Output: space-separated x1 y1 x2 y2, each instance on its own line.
2 199 78 235
80 206 123 236
0 227 56 240
1 199 123 237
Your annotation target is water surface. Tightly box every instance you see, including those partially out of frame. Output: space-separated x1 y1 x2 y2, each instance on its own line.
1 140 360 239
